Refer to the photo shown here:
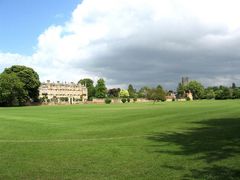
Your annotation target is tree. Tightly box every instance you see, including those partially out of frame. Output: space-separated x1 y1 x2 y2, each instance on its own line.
3 65 40 102
128 84 136 98
232 88 240 99
119 89 129 98
222 86 232 99
204 88 215 99
215 89 224 100
147 86 166 102
177 83 186 98
78 78 95 100
185 81 204 99
108 88 120 98
156 85 163 90
138 86 150 98
95 78 107 98
215 86 232 100
0 73 27 106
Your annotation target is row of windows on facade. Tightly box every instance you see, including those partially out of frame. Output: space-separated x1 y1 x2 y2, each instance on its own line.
41 88 85 91
43 94 81 96
41 84 84 88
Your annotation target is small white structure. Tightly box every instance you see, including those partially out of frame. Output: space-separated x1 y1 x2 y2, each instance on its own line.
186 91 193 100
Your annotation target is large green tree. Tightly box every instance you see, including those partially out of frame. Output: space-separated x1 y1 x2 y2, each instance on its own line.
185 81 204 100
78 78 95 100
3 65 40 102
108 88 120 98
147 86 166 102
0 73 27 106
95 78 107 98
128 84 136 98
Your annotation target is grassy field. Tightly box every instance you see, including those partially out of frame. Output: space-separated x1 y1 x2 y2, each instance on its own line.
0 100 240 179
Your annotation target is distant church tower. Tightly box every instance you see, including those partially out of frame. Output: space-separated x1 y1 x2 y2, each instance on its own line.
181 77 189 86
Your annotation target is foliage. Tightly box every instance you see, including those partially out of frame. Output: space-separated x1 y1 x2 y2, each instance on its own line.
88 97 93 101
78 78 95 100
232 88 240 99
121 98 127 103
204 88 216 99
177 83 186 98
215 86 232 100
127 98 130 102
105 98 112 104
128 84 136 98
133 97 137 102
40 93 48 103
203 86 240 100
51 97 58 103
3 65 40 102
0 73 27 106
147 86 166 102
95 78 107 98
108 88 120 98
60 97 69 102
156 85 163 90
138 86 150 98
119 89 129 98
177 80 204 100
185 81 204 100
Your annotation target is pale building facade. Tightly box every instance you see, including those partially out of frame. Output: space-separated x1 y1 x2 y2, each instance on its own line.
39 80 88 104
186 91 193 100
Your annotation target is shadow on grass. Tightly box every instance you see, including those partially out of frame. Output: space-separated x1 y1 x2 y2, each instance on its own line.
186 165 240 180
148 118 240 179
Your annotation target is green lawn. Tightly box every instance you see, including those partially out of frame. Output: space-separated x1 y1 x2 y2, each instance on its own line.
0 100 240 179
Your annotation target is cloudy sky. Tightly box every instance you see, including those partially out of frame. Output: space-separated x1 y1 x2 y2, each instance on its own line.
1 0 240 89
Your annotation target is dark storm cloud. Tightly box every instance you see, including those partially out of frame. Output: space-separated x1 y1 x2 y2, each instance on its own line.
73 17 240 89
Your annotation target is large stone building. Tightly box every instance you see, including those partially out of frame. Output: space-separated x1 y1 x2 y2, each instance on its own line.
39 80 88 104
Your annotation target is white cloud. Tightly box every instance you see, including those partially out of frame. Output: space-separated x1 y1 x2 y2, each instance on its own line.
1 0 240 88
0 53 32 69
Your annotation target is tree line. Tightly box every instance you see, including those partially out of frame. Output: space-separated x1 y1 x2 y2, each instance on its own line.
1 65 240 106
80 78 240 102
78 78 166 102
176 81 240 100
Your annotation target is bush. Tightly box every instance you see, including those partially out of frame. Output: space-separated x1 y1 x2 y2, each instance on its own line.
121 98 127 103
186 97 191 101
127 98 130 103
105 98 112 104
133 97 137 102
60 97 68 102
39 97 45 103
